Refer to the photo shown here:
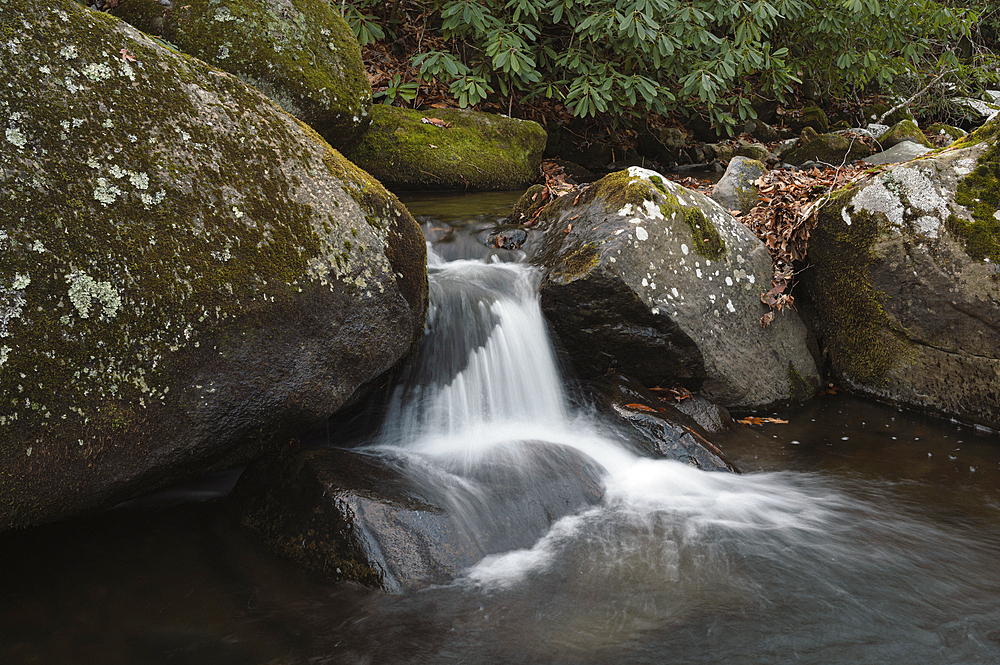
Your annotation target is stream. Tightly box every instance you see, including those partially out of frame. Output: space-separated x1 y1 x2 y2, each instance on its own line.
2 192 999 665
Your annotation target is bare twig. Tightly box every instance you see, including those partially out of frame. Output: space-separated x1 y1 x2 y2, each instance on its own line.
877 68 954 125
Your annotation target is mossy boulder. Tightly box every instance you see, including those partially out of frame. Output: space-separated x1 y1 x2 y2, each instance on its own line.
784 128 874 166
111 0 372 153
876 119 933 150
0 1 428 530
786 106 829 134
227 442 604 591
526 167 820 409
345 105 547 192
734 142 770 162
711 156 765 214
801 116 1000 427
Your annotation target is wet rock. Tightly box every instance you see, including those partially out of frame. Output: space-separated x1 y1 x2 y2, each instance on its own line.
527 167 820 409
876 119 933 149
784 127 873 166
711 156 766 215
862 140 932 166
112 0 372 153
346 106 546 192
593 374 737 472
485 226 529 251
802 116 1000 428
227 442 605 591
0 1 428 531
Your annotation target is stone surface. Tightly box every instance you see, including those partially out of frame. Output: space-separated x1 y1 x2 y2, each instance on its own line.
346 105 547 191
802 118 1000 428
112 0 372 153
595 374 737 471
876 119 933 149
711 156 766 215
863 140 932 165
527 167 820 409
0 1 428 530
786 106 829 134
784 128 873 166
227 442 605 591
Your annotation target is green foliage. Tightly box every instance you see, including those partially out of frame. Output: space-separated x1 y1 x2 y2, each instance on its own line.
373 73 419 105
349 0 978 135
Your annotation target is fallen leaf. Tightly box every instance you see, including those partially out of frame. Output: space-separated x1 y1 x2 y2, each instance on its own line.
624 403 659 413
737 416 789 425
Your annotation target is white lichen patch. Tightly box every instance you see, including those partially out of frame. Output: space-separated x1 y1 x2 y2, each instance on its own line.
66 271 122 319
82 62 113 82
636 226 648 241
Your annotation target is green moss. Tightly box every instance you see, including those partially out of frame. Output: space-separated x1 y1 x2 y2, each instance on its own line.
345 105 547 192
681 207 725 260
0 0 424 528
786 362 814 402
949 141 1000 263
550 245 600 284
111 0 372 152
806 189 905 385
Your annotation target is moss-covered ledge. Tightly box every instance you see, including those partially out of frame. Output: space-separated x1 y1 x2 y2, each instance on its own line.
344 105 547 192
112 0 372 152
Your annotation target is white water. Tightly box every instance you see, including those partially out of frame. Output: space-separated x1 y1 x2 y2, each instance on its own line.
356 246 1000 663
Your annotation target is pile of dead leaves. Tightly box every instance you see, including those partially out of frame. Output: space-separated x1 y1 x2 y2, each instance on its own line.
735 163 871 325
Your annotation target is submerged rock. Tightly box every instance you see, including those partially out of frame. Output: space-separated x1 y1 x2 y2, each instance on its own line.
112 0 372 153
527 167 820 409
345 106 547 192
0 1 428 530
802 117 1000 428
227 442 605 591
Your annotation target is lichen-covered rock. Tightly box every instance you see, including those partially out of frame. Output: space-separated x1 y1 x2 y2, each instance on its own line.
227 443 604 591
711 156 766 214
527 167 820 409
802 116 1000 428
112 0 372 153
345 105 547 191
0 1 428 530
785 128 873 166
876 119 933 149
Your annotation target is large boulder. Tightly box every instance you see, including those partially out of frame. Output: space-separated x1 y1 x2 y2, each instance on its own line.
112 0 372 152
802 117 1000 428
227 442 605 591
527 167 820 409
345 105 547 191
0 1 428 530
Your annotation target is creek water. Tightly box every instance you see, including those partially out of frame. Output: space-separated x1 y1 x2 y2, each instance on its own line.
2 192 1000 665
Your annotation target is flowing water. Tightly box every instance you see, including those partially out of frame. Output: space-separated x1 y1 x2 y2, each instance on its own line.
2 193 1000 665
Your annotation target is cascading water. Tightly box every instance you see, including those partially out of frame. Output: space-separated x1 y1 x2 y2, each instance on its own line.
3 197 1000 665
345 239 1000 664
